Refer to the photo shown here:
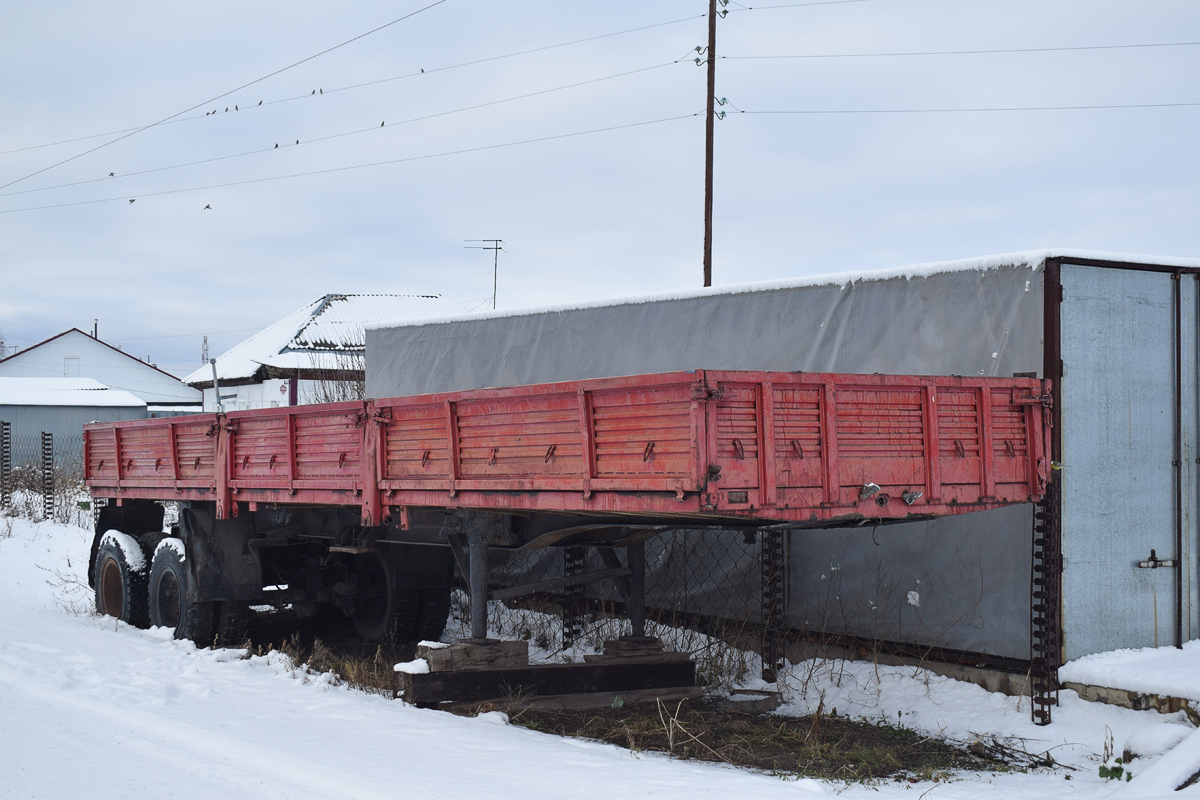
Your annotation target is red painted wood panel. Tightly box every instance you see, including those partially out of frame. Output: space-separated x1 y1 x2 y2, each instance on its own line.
84 370 1051 526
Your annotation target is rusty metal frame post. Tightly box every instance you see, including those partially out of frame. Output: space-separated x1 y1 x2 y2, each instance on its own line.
1030 257 1064 725
627 540 646 637
467 529 490 641
41 431 54 521
0 421 10 510
562 545 587 648
760 529 786 683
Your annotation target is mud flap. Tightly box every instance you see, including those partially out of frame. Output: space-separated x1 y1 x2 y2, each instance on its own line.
180 506 263 603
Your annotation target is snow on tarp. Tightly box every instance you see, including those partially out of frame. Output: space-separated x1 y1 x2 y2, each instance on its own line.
1059 640 1200 702
366 248 1200 332
0 377 146 408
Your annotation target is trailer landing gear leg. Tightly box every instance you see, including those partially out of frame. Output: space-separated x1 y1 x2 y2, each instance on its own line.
627 540 646 637
468 531 489 641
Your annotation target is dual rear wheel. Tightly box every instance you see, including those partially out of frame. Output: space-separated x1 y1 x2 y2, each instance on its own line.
94 534 246 647
94 534 449 647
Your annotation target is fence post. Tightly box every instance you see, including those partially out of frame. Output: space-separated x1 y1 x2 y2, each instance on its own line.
760 530 786 682
41 431 54 521
562 545 587 648
0 422 10 510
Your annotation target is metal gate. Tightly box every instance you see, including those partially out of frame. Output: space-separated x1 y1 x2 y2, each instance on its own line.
1058 263 1197 658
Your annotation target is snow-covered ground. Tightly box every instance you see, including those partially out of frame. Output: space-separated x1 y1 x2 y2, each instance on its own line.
1 516 1197 799
1061 642 1200 703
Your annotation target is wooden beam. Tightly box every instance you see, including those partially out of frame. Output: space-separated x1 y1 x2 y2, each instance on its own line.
396 660 695 705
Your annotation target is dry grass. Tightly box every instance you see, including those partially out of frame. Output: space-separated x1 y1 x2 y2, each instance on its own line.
512 699 999 784
244 606 408 696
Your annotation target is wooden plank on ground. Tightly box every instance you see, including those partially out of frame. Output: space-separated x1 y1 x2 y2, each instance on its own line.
396 660 695 705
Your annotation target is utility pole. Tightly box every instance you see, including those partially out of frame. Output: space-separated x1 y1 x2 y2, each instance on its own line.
465 239 504 310
703 0 721 288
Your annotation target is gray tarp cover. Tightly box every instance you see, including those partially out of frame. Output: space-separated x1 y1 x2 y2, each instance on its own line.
368 262 1045 659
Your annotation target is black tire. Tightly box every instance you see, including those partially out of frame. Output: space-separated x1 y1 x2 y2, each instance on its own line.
351 551 419 643
414 588 453 643
93 532 151 629
215 602 250 648
148 538 216 645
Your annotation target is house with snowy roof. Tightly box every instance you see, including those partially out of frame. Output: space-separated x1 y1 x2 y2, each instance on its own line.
184 293 441 412
0 328 200 408
0 377 145 446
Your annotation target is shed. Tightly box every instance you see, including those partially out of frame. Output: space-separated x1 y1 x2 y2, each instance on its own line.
0 329 200 408
367 250 1200 688
185 293 441 411
0 378 146 465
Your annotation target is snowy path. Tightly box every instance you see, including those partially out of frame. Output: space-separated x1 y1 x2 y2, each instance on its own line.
0 518 1194 799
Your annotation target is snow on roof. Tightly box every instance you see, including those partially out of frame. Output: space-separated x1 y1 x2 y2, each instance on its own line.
185 293 441 385
368 248 1200 332
0 378 146 408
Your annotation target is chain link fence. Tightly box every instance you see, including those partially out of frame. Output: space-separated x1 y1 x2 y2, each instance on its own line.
0 426 89 527
452 528 789 688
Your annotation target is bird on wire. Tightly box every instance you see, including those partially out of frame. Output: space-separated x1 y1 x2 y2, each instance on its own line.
203 204 212 210
108 172 114 177
128 199 135 204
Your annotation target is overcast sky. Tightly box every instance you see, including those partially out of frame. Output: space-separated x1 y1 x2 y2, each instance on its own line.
2 0 1198 376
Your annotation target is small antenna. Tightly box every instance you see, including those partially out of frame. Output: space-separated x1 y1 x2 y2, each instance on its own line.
201 335 209 364
465 239 504 310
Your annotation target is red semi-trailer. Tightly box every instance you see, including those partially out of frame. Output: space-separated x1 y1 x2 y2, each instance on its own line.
83 369 1051 646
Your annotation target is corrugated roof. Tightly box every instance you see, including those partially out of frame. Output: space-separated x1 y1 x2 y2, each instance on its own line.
0 378 147 408
185 293 441 385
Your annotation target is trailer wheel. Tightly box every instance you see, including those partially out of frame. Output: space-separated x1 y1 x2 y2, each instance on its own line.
148 538 216 645
94 532 151 628
351 551 419 643
414 588 452 642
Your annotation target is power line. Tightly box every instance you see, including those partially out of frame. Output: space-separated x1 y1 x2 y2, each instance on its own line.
740 101 1200 114
723 40 1200 60
0 0 450 190
0 60 687 200
0 14 703 160
727 0 878 9
0 113 701 215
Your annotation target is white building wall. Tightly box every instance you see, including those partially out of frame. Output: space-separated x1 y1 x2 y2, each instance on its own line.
0 331 201 405
199 378 361 411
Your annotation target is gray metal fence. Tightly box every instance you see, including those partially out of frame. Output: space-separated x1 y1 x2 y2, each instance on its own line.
0 427 86 524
